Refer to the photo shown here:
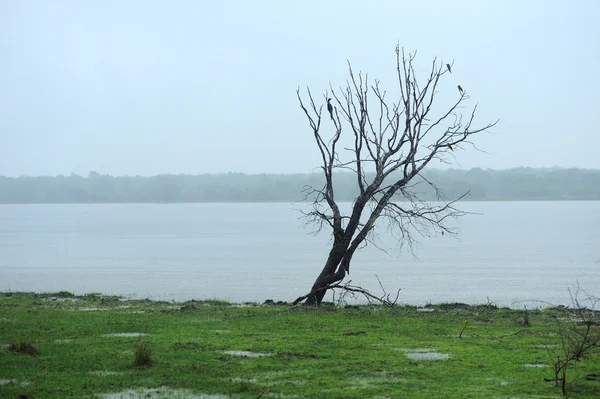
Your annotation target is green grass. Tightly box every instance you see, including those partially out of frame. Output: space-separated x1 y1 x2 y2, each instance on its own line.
0 292 598 398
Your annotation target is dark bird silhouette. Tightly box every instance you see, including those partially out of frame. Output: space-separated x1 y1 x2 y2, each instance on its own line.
446 64 452 73
327 98 334 119
447 143 453 151
457 85 464 93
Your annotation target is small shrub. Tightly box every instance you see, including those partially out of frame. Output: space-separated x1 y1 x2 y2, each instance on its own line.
547 285 600 397
179 304 198 312
132 338 153 367
8 340 40 355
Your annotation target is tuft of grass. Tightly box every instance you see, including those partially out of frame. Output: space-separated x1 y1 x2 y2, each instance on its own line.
8 340 40 355
520 306 530 327
132 338 153 367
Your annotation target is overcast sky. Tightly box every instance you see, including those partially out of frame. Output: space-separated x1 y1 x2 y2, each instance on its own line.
1 0 598 177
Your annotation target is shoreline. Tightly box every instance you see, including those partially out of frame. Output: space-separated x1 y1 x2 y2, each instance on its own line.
2 198 600 205
0 290 575 310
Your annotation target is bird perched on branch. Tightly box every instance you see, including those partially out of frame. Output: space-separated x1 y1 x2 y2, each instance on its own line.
447 143 453 151
446 64 452 73
457 85 464 93
327 98 334 120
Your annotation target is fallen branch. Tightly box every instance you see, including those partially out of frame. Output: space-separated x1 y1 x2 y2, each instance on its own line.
458 321 469 338
461 328 535 340
256 387 270 399
491 329 535 340
292 280 400 307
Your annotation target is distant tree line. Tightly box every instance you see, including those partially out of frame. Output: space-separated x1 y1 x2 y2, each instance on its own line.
0 168 599 204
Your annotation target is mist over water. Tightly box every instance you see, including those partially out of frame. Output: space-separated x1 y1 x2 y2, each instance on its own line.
0 202 598 307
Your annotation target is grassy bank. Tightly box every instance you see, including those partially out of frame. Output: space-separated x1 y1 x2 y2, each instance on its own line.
0 292 598 398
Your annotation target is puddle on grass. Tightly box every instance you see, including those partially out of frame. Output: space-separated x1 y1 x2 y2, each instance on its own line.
346 376 409 388
395 348 450 360
102 333 147 338
223 350 270 357
0 379 31 386
397 348 434 353
406 352 450 360
524 363 548 368
101 387 227 399
188 318 223 323
485 377 510 386
230 377 256 383
90 370 124 376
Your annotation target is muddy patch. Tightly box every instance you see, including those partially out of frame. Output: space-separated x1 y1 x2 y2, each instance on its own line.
275 351 323 359
395 348 450 360
173 342 200 350
223 350 270 357
102 333 147 338
100 387 227 399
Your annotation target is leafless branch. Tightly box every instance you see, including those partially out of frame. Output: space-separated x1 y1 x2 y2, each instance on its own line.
292 279 400 308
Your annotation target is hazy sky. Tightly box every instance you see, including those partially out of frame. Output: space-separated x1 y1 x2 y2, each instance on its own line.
1 0 599 177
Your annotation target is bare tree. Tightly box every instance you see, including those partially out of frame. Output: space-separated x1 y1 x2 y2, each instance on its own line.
293 45 498 306
546 285 600 396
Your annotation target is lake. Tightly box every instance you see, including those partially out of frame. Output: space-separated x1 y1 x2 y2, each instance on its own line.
0 202 598 308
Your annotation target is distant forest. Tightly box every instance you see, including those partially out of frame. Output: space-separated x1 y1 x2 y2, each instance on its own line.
1 168 599 204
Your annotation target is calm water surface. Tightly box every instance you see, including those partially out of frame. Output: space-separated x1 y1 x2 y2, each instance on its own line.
0 202 598 307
